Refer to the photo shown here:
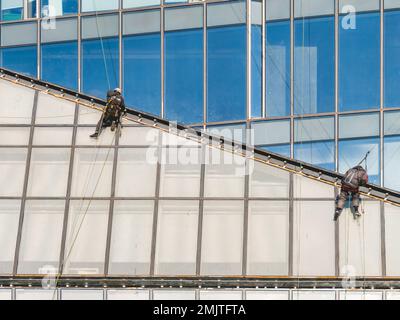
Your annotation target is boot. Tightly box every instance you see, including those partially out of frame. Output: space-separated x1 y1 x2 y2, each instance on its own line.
334 209 342 221
353 206 362 219
90 132 99 138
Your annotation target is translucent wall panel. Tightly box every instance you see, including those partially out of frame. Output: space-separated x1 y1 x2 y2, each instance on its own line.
204 147 246 198
35 93 75 125
295 0 334 17
1 22 37 47
247 201 289 275
75 127 115 146
266 0 290 21
0 81 34 125
384 204 400 276
293 201 335 276
153 290 196 300
108 201 154 276
63 200 109 275
0 289 12 300
339 201 382 276
292 290 336 300
266 20 290 117
339 290 383 300
159 147 201 198
78 106 102 125
81 0 118 12
201 201 244 275
107 289 150 300
339 12 380 111
200 290 242 300
33 128 73 145
386 0 400 9
119 126 159 146
61 289 103 300
18 200 65 274
293 175 334 199
27 148 70 197
386 291 400 300
0 200 20 274
155 200 198 275
16 289 56 300
0 127 30 146
115 148 157 197
71 148 114 197
249 160 290 198
339 0 380 12
245 290 289 300
0 148 27 197
294 16 335 114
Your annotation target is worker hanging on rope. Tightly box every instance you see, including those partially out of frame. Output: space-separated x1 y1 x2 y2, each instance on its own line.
334 153 370 221
90 88 126 138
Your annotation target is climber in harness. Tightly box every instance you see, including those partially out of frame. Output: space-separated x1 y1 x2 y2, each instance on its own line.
334 165 369 221
90 88 126 138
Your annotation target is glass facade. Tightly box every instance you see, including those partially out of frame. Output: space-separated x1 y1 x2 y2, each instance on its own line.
1 75 399 283
0 0 398 191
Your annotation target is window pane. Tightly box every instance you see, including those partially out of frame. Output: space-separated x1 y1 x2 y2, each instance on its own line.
295 0 334 17
0 289 12 300
293 174 334 198
292 290 336 300
63 200 109 275
1 45 37 77
384 135 400 190
293 201 335 276
339 12 380 111
246 290 289 300
249 160 290 198
0 148 27 197
153 290 196 300
247 201 289 275
108 201 154 276
266 0 290 21
119 126 159 146
155 200 199 276
201 201 244 275
41 0 78 16
75 127 115 146
252 120 290 146
339 137 380 185
27 148 70 197
107 289 150 300
339 201 382 276
294 141 335 171
82 38 119 98
0 127 30 146
32 127 73 145
207 123 246 144
200 290 243 300
384 10 400 107
339 113 379 139
252 24 262 118
0 200 20 274
165 25 203 124
0 80 34 124
41 41 78 90
18 200 65 274
115 148 158 197
1 22 37 46
123 23 161 115
339 290 383 300
159 147 201 197
260 144 291 157
36 93 75 124
61 289 103 300
124 0 159 8
1 0 23 21
207 2 246 122
41 17 77 43
71 148 114 197
339 0 380 12
16 289 57 300
204 147 246 198
266 20 290 116
81 0 118 12
294 17 334 114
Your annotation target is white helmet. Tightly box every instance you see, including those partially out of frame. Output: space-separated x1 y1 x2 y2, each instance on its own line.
114 87 121 94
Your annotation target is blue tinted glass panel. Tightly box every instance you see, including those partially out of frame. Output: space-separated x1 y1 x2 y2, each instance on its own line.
41 0 78 16
259 144 291 157
123 33 161 116
384 135 400 191
294 16 335 114
41 41 78 90
1 0 23 21
384 10 400 108
207 25 246 122
28 0 36 17
82 37 119 99
252 24 262 118
266 20 290 117
294 141 335 171
339 12 380 111
165 28 203 124
339 137 380 185
1 45 37 77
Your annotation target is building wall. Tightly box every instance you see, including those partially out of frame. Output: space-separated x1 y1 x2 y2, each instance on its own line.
1 0 400 190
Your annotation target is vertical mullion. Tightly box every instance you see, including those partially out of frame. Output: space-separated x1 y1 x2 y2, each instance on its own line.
290 0 294 158
149 131 162 276
195 143 206 275
203 2 207 128
160 5 165 118
334 187 340 276
242 153 250 276
288 172 294 276
380 201 387 276
261 0 266 118
246 0 252 120
13 90 38 275
37 18 40 79
77 1 82 92
380 0 384 187
119 0 123 90
104 127 120 275
58 103 79 275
